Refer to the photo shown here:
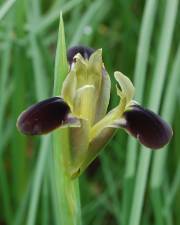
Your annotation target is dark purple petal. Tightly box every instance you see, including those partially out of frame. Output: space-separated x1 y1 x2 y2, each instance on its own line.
67 46 94 65
123 105 173 149
17 97 70 135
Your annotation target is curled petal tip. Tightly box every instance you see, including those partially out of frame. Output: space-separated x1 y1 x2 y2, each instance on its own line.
67 46 95 65
123 105 173 149
114 71 135 104
17 97 70 135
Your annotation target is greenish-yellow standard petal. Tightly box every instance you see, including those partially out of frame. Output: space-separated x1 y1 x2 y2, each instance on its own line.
73 85 95 123
95 68 111 123
61 70 77 110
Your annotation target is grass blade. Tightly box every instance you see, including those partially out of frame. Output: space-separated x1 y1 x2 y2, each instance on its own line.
122 0 158 223
26 136 51 225
52 12 82 225
0 0 16 21
128 1 178 225
150 44 180 224
150 44 180 188
33 0 83 34
70 0 104 46
26 7 50 225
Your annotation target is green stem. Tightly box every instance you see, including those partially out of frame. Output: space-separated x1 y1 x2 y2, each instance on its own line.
52 13 82 225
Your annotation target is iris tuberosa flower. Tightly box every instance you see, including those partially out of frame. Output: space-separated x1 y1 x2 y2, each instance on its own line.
17 46 172 178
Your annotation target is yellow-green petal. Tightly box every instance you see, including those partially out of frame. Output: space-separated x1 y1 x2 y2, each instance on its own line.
95 68 111 122
114 71 135 106
61 70 77 110
73 85 95 123
90 72 135 141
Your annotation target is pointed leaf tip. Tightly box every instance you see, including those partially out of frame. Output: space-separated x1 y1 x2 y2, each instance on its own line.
123 105 173 149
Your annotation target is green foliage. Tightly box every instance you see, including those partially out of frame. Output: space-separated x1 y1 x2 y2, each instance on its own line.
0 0 179 225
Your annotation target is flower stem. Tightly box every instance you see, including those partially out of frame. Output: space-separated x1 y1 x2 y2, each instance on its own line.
52 13 82 225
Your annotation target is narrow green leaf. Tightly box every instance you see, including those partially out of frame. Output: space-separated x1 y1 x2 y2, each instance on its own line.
52 12 82 225
0 0 16 21
150 44 180 188
128 1 178 225
122 0 158 223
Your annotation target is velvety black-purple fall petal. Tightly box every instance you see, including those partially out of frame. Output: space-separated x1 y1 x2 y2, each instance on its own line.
123 105 173 149
17 97 70 135
67 46 94 64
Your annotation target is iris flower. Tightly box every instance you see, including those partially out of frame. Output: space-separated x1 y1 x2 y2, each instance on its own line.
17 46 172 177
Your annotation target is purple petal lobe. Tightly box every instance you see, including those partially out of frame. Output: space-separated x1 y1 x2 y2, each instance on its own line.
123 105 173 149
67 46 94 64
17 97 70 135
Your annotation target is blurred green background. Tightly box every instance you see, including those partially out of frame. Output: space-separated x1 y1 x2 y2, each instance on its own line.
0 0 179 225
